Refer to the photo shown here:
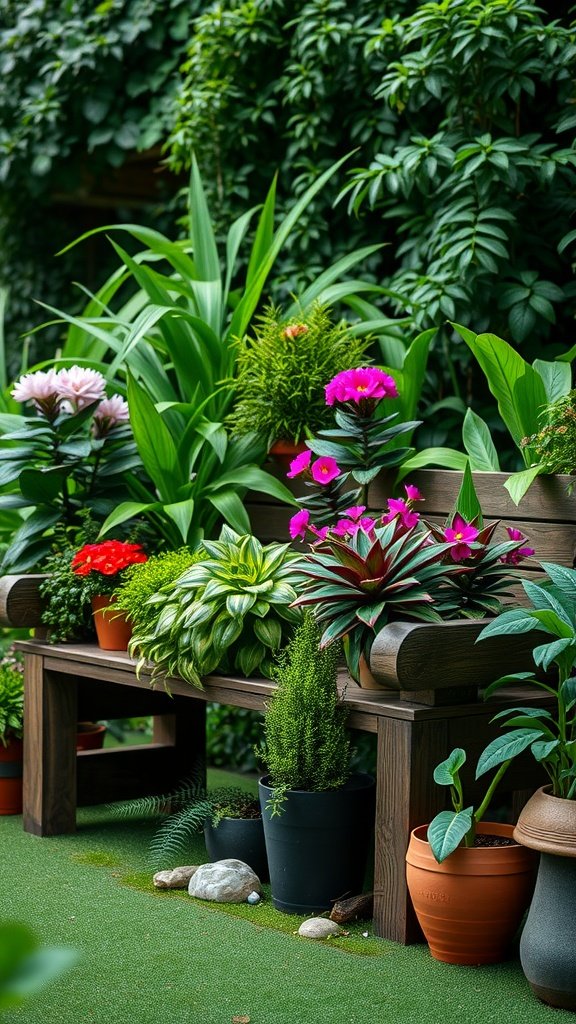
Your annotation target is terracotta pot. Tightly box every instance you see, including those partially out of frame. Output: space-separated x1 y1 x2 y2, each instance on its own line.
91 596 132 651
268 439 308 469
355 653 392 691
0 736 23 815
513 787 576 1010
76 722 107 752
406 822 537 965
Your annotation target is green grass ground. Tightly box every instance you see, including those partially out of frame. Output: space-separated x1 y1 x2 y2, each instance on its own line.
0 769 572 1024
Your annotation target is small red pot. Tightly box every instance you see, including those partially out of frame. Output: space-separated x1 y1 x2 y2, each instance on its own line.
0 736 23 815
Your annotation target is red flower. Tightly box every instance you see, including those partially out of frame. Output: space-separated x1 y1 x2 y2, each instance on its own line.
71 540 148 577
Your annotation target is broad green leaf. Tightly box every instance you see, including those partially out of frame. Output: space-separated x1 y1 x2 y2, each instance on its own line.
451 323 547 455
427 808 473 863
433 747 466 786
454 461 482 522
462 407 500 471
475 729 539 778
533 358 571 404
253 616 283 649
98 500 160 536
504 464 546 506
127 374 180 501
477 609 540 640
397 447 468 478
207 490 251 533
163 499 195 543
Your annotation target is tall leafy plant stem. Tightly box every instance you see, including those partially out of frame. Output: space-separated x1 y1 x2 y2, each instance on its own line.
471 759 511 845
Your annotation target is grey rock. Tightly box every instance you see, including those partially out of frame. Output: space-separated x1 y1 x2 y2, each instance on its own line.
188 859 262 903
298 918 342 939
153 865 199 889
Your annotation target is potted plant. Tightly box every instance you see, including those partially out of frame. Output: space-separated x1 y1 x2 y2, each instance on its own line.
40 535 148 649
0 650 25 815
258 613 375 914
406 744 538 965
115 782 268 880
226 302 370 456
477 561 576 1008
127 525 302 687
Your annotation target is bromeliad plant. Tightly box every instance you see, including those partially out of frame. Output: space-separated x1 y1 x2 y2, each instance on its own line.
0 365 141 572
291 461 535 682
477 562 576 801
129 526 302 688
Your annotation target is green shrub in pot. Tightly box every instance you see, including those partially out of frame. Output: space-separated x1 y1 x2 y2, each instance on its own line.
0 652 24 748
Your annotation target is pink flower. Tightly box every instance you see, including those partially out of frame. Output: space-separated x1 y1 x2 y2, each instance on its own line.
404 484 423 502
283 324 309 339
310 524 329 541
56 366 107 411
325 367 399 406
382 497 420 530
444 515 479 562
92 395 130 436
333 515 376 538
342 506 366 521
11 369 61 417
500 526 535 565
289 508 310 541
311 456 340 485
286 449 312 478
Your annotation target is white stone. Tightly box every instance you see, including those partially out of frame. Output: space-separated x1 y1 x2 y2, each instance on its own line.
153 866 199 889
298 918 342 939
188 859 262 903
246 891 261 905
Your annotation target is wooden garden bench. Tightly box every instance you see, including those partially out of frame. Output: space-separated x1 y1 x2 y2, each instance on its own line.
2 469 574 944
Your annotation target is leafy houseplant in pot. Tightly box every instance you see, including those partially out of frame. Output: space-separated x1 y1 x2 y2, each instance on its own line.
406 744 538 966
477 562 576 1008
40 538 149 650
114 783 267 880
258 613 375 914
226 302 370 457
127 526 302 688
0 651 25 815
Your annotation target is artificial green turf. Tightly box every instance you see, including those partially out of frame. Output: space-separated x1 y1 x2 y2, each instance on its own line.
0 769 572 1024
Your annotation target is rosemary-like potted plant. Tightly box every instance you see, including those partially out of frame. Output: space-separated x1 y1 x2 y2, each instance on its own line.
258 613 375 914
227 303 370 453
0 651 25 815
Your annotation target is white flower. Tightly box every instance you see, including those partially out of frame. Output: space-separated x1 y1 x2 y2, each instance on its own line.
11 369 61 416
56 367 107 411
92 395 130 436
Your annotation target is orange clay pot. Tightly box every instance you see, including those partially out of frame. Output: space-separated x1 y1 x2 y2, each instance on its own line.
76 722 107 751
268 439 308 469
406 822 537 965
0 736 23 815
91 596 132 651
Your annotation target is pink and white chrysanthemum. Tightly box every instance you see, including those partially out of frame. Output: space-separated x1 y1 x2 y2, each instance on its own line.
56 366 107 411
92 395 130 436
11 369 61 416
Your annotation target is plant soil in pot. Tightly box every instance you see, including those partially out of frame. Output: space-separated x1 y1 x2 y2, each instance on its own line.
406 822 537 965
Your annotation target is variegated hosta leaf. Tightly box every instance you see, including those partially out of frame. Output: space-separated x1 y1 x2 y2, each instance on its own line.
253 617 282 650
236 641 266 677
226 592 257 617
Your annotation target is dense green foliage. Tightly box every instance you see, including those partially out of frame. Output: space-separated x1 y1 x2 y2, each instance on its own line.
260 613 351 808
0 650 23 744
114 548 201 630
227 303 371 445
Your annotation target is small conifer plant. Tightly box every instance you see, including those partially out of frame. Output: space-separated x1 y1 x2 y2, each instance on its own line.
260 613 351 813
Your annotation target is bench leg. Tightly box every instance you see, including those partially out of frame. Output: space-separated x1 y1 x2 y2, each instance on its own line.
23 656 78 836
372 716 448 943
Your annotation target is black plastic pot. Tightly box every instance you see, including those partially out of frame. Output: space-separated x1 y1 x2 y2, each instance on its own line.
258 772 375 915
203 816 269 881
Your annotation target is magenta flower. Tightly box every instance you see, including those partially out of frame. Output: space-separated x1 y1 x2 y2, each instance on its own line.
500 527 535 565
92 395 130 437
289 508 310 541
325 367 399 406
382 497 420 530
311 456 340 485
286 449 312 478
342 505 366 521
11 369 61 417
56 367 107 411
310 524 329 541
444 515 479 562
404 484 423 503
